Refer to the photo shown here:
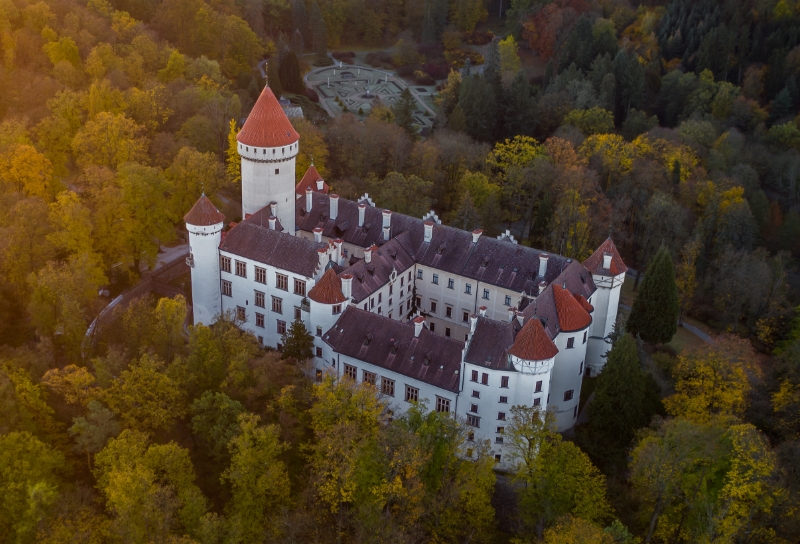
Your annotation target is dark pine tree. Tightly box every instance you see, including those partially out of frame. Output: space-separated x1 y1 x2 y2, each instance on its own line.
458 75 496 142
393 87 418 138
278 51 305 93
504 71 535 137
452 191 482 231
291 0 309 45
282 320 314 361
267 58 283 99
310 0 328 61
627 245 680 344
291 28 305 55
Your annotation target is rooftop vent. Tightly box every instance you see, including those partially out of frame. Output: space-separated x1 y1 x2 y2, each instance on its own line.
366 264 375 275
437 242 446 255
363 333 373 346
481 256 489 267
390 340 398 354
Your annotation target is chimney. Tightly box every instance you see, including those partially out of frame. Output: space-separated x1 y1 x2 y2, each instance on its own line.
316 179 324 191
330 194 339 220
333 238 343 264
516 311 525 326
341 273 353 300
358 203 366 227
317 248 327 270
364 245 373 264
306 187 313 211
469 314 478 334
538 281 547 295
313 227 323 243
413 316 425 337
423 221 434 243
508 306 517 322
268 216 277 230
479 306 487 317
472 229 482 244
538 253 549 277
383 226 390 241
382 209 392 229
270 201 277 217
603 252 612 270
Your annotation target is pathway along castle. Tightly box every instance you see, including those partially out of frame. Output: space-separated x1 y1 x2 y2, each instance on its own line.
185 86 627 464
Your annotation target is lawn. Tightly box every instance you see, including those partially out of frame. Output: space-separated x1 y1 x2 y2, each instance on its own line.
664 324 706 355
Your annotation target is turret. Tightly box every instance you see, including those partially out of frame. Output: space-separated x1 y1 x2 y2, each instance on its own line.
185 195 225 326
582 238 628 376
237 86 300 232
507 317 558 408
307 268 349 369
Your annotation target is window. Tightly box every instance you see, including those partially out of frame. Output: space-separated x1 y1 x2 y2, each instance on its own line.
378 293 382 303
277 320 286 335
344 364 357 381
436 397 450 413
332 304 342 315
276 273 288 290
501 376 509 388
236 306 246 321
255 290 265 308
220 256 231 273
564 390 574 401
429 323 435 333
483 289 490 300
467 432 475 441
294 279 306 296
504 295 511 306
497 412 506 421
462 311 469 322
377 307 382 315
481 373 488 385
381 377 395 397
447 278 454 289
535 380 543 393
255 266 266 284
465 283 472 294
499 396 508 404
257 335 263 345
533 397 541 406
497 426 505 434
470 403 478 413
363 371 376 385
255 313 264 328
405 385 419 403
272 296 283 314
400 276 404 287
445 328 451 337
467 415 480 428
583 331 587 344
414 296 421 308
408 271 412 281
445 306 452 318
494 454 501 462
471 370 478 382
275 168 279 174
574 406 578 418
567 337 575 349
370 298 375 309
389 285 393 295
363 303 368 310
294 307 301 320
495 437 504 444
579 361 583 375
235 260 246 277
388 298 392 306
472 390 480 398
316 347 323 357
432 274 439 285
315 369 322 382
221 280 232 297
316 326 322 337
417 269 423 279
407 300 412 311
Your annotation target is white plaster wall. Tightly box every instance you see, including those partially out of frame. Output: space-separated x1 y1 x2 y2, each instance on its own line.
239 141 298 228
548 327 590 432
310 298 349 368
586 272 625 373
188 222 223 326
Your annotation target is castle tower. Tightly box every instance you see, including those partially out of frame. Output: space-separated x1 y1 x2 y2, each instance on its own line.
306 268 350 370
236 86 300 231
185 195 225 326
507 317 558 409
583 238 628 376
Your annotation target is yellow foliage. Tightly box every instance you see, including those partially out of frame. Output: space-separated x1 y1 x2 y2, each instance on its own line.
543 516 614 544
42 364 97 405
487 135 545 174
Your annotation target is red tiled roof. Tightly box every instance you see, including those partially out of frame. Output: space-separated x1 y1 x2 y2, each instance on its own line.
184 195 225 226
237 86 299 148
509 318 559 361
308 268 346 304
583 237 628 276
296 165 330 196
573 293 594 313
552 284 592 332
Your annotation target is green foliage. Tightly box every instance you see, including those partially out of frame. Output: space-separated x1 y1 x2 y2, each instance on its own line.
190 391 245 461
69 399 120 469
278 51 305 93
563 107 615 136
392 87 418 138
281 319 314 361
627 246 680 344
370 171 434 218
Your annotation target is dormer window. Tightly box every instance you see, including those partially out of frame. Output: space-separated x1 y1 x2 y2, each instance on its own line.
363 333 373 345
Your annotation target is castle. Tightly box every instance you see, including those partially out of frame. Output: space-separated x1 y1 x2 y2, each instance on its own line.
184 86 627 463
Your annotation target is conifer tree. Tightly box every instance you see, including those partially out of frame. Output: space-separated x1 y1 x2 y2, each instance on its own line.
448 104 466 132
267 59 282 99
458 75 496 141
627 245 680 344
483 38 500 86
452 191 482 231
278 51 305 93
310 1 327 61
226 119 241 186
282 320 314 361
504 71 535 137
291 28 305 56
291 0 309 44
575 334 654 473
393 87 418 138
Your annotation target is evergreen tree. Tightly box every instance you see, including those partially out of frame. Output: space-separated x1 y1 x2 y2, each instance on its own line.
226 119 241 186
310 1 327 60
627 245 680 344
575 334 653 473
448 104 466 132
483 38 500 85
614 50 645 119
278 51 305 93
769 86 793 125
393 87 418 138
452 191 482 231
458 75 496 141
291 0 309 45
267 59 282 99
504 71 536 137
291 28 305 56
421 0 449 44
281 320 314 361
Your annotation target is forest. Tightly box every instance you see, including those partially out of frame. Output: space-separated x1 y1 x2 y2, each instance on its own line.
1 0 800 542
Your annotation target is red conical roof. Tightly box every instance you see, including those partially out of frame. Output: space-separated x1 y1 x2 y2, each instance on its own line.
184 195 225 226
308 268 347 304
509 318 559 361
237 86 300 148
552 284 592 332
583 237 628 276
295 164 329 196
573 293 594 313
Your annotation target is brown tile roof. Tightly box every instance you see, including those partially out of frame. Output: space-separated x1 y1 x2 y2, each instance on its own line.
184 195 225 226
324 307 464 392
308 268 346 304
573 293 594 313
340 233 415 303
552 284 592 332
464 317 517 370
583 237 628 276
509 317 559 361
237 87 299 148
295 165 329 196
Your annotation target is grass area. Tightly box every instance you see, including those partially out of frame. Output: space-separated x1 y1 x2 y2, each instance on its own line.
619 274 636 309
664 325 706 355
579 376 598 413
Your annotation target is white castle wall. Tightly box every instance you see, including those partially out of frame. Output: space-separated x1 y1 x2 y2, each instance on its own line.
239 141 298 229
549 325 591 431
586 271 625 374
188 221 223 326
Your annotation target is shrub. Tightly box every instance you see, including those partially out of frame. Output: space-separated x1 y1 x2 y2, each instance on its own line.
302 88 319 103
365 51 393 68
332 51 355 62
463 31 494 45
414 71 435 85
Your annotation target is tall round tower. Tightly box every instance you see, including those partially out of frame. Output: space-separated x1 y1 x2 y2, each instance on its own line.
236 86 300 232
185 195 225 326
